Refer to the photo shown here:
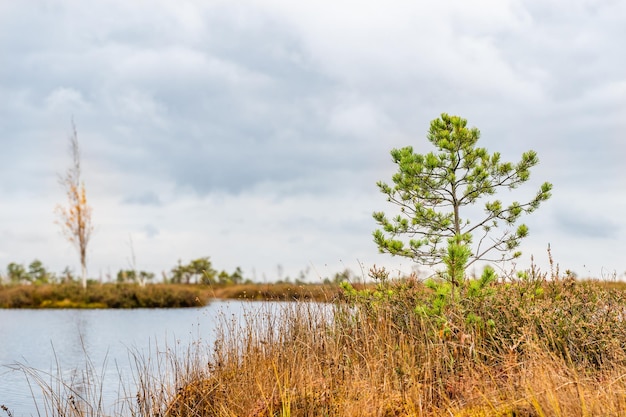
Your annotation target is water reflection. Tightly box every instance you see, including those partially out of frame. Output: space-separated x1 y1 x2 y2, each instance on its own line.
0 301 291 416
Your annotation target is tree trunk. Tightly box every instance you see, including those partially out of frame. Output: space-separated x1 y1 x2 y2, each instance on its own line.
81 262 87 290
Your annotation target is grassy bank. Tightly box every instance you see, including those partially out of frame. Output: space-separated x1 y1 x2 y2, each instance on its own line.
10 268 626 416
207 282 345 302
3 279 620 309
0 282 346 308
0 283 204 308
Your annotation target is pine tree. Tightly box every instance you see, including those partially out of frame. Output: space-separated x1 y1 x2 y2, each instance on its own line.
373 113 552 286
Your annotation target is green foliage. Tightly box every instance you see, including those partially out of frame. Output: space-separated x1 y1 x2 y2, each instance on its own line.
28 259 53 284
170 257 217 284
116 269 155 284
7 262 28 284
168 258 248 285
415 266 497 328
373 113 552 283
216 270 230 284
5 260 54 284
230 266 244 284
3 256 246 289
341 264 626 371
341 263 502 345
340 266 396 305
442 235 471 287
212 267 245 284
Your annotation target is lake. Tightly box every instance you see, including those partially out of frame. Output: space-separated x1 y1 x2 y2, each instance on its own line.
0 300 281 417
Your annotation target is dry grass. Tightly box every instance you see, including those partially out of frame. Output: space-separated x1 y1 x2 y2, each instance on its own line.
5 266 626 416
205 283 342 302
0 283 203 308
160 271 626 417
0 282 346 308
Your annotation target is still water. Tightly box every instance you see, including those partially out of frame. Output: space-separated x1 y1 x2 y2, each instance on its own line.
0 300 277 417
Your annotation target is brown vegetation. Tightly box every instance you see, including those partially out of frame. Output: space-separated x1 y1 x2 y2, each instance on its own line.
5 270 626 416
0 283 203 308
206 283 343 302
0 282 347 308
155 273 626 417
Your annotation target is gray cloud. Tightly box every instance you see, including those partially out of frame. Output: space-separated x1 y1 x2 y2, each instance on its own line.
555 209 619 239
0 0 625 279
122 191 162 206
142 224 159 239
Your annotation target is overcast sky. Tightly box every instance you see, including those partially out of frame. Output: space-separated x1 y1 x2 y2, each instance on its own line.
1 0 624 282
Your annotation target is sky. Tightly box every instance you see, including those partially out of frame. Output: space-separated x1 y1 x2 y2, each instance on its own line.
0 0 625 283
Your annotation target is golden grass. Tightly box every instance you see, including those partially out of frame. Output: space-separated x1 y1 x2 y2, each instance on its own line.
205 283 343 302
5 270 626 416
158 274 626 417
0 282 346 308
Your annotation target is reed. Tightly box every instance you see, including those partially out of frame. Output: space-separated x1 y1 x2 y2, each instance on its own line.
206 283 340 302
5 265 626 416
163 268 626 416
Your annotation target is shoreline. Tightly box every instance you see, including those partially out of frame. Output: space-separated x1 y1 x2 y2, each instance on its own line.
0 282 348 309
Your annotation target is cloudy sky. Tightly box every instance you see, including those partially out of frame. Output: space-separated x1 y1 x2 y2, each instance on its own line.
0 0 624 282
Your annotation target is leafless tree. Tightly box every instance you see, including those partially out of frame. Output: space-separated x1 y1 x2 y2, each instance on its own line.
56 122 93 289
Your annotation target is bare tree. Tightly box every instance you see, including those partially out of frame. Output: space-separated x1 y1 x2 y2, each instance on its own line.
56 122 93 289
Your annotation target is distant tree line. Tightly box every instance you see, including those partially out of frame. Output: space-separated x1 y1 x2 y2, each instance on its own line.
0 257 361 287
166 257 245 285
2 260 57 285
0 257 251 286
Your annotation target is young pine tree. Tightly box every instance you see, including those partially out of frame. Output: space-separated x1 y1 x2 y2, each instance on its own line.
373 113 552 288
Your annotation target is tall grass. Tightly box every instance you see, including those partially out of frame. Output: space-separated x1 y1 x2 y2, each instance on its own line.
7 346 112 417
207 283 340 302
163 265 626 416
5 263 626 416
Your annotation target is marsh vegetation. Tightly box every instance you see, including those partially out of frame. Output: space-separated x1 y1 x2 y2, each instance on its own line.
4 265 626 416
4 114 624 416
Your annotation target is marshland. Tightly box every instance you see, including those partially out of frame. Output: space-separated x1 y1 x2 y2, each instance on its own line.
2 112 624 417
4 1 626 415
2 263 626 416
